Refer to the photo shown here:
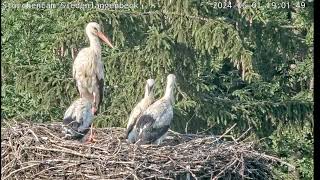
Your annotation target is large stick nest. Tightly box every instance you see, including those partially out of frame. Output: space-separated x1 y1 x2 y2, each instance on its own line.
1 122 291 179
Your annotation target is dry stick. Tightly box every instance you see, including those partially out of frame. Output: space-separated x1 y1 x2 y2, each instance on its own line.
8 135 22 166
198 123 218 134
62 142 107 152
235 127 252 142
83 174 106 179
37 126 64 140
168 129 183 136
163 155 198 179
106 161 135 165
168 129 205 139
3 163 39 180
31 166 60 178
246 151 296 170
57 142 125 161
20 159 79 165
211 158 239 180
27 129 39 142
111 137 122 156
123 167 134 179
177 164 198 180
239 154 245 179
1 158 15 175
24 146 101 159
184 114 196 134
124 166 141 180
141 164 163 174
130 147 144 180
214 123 237 142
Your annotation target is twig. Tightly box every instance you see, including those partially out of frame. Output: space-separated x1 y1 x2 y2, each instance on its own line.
213 123 237 143
24 146 102 159
27 129 39 142
246 151 296 170
235 127 252 142
3 163 39 180
212 158 238 180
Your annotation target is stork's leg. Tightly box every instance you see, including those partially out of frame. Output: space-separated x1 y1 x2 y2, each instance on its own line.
93 92 97 106
134 139 141 145
91 92 97 115
91 107 97 115
84 123 97 144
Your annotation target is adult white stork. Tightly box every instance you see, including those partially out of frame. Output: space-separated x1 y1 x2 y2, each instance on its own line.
126 79 155 143
62 97 96 143
73 22 114 115
134 74 176 145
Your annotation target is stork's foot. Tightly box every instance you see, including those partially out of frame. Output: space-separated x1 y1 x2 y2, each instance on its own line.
141 144 157 148
135 139 152 147
84 133 97 144
83 123 96 144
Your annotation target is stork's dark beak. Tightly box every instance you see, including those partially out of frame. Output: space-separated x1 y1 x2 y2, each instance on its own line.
150 84 154 90
96 31 114 49
149 85 155 94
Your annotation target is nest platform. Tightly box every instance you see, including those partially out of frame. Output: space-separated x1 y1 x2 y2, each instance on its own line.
1 122 292 179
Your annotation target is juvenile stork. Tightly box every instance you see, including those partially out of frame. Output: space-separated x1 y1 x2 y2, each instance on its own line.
134 74 176 145
62 97 96 143
73 22 114 115
126 79 155 143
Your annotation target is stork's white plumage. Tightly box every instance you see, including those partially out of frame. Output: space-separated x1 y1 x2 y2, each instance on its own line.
126 79 155 143
73 22 114 115
134 74 176 145
62 97 95 143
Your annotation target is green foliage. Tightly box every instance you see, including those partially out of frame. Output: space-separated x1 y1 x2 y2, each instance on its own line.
261 122 313 179
2 0 314 178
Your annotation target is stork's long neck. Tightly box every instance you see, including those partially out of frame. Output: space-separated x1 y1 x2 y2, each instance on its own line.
163 83 174 104
87 33 101 56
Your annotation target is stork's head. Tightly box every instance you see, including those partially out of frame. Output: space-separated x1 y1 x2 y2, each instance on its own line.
86 22 114 49
166 74 176 87
145 79 155 97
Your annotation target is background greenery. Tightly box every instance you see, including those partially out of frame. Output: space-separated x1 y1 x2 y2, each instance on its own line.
1 0 314 179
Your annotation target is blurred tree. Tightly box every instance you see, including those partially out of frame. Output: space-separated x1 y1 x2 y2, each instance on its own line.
2 0 312 133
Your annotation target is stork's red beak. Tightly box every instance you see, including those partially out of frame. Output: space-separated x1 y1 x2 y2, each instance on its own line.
96 32 114 49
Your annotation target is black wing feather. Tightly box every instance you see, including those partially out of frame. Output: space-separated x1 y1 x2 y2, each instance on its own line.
95 75 104 115
135 115 169 144
125 122 135 139
136 115 155 130
74 79 80 94
63 116 89 139
139 125 169 144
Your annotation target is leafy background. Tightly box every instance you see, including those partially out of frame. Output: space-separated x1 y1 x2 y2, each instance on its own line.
1 0 313 179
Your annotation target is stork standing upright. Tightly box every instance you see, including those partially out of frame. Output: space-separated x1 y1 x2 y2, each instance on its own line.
73 22 114 115
126 79 155 143
62 97 95 143
134 74 176 145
